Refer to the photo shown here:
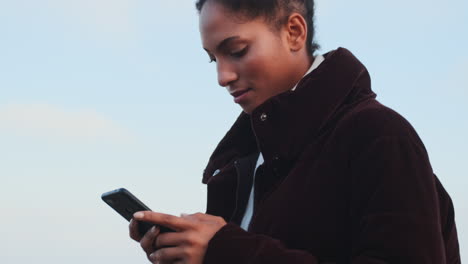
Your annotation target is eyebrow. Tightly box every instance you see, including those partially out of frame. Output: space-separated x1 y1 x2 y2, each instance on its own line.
204 36 241 53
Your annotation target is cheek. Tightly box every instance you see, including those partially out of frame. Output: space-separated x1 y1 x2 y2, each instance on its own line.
241 49 277 89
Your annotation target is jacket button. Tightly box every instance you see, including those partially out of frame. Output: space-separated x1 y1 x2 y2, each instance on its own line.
260 113 268 121
212 169 221 177
272 156 280 168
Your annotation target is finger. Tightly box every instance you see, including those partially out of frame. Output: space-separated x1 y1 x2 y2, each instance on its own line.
154 259 183 264
134 211 191 231
159 260 184 264
140 226 161 256
155 232 189 249
149 247 187 263
180 212 211 221
129 219 142 242
154 260 182 264
181 212 225 226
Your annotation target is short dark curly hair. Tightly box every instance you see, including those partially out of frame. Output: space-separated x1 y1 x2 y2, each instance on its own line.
195 0 319 56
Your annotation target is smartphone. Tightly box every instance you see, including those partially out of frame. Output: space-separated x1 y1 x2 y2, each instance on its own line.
101 188 174 235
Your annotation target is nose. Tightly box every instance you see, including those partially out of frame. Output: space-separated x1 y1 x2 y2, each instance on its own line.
217 61 238 87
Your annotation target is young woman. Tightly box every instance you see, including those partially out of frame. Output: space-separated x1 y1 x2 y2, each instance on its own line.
129 0 460 263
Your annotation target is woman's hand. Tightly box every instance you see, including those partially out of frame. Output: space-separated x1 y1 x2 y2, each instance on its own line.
129 211 227 264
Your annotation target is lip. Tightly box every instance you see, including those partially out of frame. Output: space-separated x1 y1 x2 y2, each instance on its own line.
230 88 252 104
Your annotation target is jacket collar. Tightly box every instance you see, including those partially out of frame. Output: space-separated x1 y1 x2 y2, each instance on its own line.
203 48 376 183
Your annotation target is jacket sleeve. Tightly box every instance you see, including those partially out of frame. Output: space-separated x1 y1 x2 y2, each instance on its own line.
203 222 320 264
202 136 448 264
349 136 446 263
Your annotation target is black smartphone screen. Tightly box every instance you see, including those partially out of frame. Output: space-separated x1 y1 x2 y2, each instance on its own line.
101 188 174 235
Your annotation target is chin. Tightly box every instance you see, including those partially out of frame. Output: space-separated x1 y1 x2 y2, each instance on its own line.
241 103 259 115
241 97 267 115
242 107 252 115
240 104 254 115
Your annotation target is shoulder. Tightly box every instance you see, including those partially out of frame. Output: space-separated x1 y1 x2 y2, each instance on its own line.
332 98 427 155
342 99 418 138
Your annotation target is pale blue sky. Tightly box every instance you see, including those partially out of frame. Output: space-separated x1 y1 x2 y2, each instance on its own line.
1 0 467 263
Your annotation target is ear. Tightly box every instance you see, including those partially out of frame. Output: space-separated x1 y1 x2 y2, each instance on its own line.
285 13 308 52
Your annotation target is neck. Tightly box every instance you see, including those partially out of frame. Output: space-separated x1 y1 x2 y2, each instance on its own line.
289 54 314 88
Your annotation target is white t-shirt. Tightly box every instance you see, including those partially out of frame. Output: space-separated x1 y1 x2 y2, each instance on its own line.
240 55 325 231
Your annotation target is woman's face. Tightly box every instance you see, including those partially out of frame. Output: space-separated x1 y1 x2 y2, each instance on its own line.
199 2 302 114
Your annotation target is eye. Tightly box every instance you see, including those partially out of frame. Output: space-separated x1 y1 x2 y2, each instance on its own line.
230 47 248 58
205 52 216 63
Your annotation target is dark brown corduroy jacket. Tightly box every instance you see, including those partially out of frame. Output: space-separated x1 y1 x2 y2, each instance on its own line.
201 48 460 263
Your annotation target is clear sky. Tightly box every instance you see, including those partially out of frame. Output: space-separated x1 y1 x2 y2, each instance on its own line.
1 0 467 263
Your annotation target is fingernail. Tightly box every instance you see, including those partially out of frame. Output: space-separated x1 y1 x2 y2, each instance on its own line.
180 213 188 217
150 252 159 261
151 226 158 233
133 212 144 219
